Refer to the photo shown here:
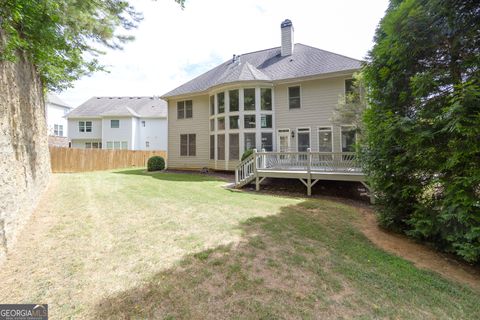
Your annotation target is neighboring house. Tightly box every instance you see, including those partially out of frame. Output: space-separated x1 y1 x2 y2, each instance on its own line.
66 97 167 151
161 19 362 170
46 93 72 147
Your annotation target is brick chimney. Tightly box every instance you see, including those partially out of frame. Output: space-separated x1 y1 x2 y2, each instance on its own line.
281 19 294 56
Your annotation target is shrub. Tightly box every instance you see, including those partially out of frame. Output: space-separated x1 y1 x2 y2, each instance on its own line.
241 149 254 161
147 156 165 172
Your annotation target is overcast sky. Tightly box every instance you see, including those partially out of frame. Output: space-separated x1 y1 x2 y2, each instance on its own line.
58 0 389 107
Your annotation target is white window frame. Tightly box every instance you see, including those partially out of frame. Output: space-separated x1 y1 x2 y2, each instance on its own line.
110 119 120 129
317 126 334 153
288 85 302 109
296 127 311 152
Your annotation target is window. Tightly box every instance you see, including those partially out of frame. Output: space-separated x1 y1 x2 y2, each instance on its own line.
145 141 150 148
180 134 196 156
177 100 193 119
288 86 301 109
92 142 101 149
297 128 310 152
261 88 272 110
217 92 225 114
341 126 356 152
217 134 225 160
210 135 215 160
114 141 121 149
111 120 120 128
210 95 215 115
244 115 256 129
79 121 92 132
141 120 146 127
318 127 333 152
261 133 273 151
244 133 256 150
106 141 113 149
210 119 215 132
345 79 360 103
217 117 225 130
229 89 239 112
229 133 239 160
54 124 63 136
85 142 91 149
261 114 272 128
244 88 255 111
105 141 128 150
229 116 239 129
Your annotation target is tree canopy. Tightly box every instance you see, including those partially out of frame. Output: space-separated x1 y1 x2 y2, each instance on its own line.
0 0 184 91
362 0 480 262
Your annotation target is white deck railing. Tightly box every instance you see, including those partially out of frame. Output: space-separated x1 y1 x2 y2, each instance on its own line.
235 149 362 186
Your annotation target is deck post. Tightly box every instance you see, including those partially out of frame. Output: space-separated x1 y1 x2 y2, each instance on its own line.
307 148 312 196
253 149 259 191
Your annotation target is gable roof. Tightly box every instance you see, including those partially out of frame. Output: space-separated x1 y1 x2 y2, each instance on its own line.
162 43 362 98
67 97 167 118
47 93 71 109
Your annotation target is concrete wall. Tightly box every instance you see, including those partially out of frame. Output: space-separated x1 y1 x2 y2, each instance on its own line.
0 33 51 262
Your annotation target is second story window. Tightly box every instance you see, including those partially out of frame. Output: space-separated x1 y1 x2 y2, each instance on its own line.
210 95 215 115
217 92 225 114
79 121 92 132
244 88 255 111
177 100 193 119
111 120 120 128
229 89 239 112
54 124 63 136
288 86 301 109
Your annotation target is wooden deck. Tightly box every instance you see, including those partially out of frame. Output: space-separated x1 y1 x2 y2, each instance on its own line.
235 149 369 197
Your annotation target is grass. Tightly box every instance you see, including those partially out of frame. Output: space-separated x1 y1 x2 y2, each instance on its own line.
0 169 478 319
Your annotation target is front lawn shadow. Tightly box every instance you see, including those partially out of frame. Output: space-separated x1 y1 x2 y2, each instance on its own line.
94 199 480 319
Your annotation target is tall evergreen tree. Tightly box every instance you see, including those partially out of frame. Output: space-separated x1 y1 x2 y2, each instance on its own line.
363 0 480 262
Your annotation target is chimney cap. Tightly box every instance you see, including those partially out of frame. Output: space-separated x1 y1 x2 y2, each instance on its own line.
281 19 293 28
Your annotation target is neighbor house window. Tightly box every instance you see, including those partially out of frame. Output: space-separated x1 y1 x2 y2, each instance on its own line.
106 141 127 150
177 100 193 119
229 116 239 129
114 141 120 149
210 96 215 115
318 127 333 152
288 86 301 109
111 120 120 128
229 133 239 160
260 114 272 128
244 88 255 111
261 133 273 151
217 92 225 114
244 115 256 129
217 134 225 160
217 117 225 130
85 142 91 149
210 135 215 160
86 142 102 149
244 133 256 150
79 121 92 132
145 141 150 148
229 89 239 112
106 141 113 149
180 134 196 156
54 124 63 136
141 120 146 127
261 88 272 110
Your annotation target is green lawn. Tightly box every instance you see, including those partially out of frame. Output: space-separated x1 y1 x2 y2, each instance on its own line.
0 169 478 319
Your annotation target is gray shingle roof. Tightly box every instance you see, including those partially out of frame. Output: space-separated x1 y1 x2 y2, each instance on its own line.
67 97 167 118
47 93 71 108
162 43 362 98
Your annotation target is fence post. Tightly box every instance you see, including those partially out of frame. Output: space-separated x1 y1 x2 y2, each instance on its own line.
307 148 312 196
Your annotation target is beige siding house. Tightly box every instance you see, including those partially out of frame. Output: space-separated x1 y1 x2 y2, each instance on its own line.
162 19 361 171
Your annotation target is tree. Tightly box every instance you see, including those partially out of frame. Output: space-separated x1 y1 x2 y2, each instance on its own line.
363 0 480 262
0 0 184 91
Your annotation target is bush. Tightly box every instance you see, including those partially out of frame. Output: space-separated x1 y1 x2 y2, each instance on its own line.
147 156 165 172
241 149 254 161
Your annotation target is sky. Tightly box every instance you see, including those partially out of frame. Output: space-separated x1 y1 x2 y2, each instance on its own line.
58 0 390 107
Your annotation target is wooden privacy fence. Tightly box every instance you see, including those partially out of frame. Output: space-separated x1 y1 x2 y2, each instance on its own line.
49 147 167 173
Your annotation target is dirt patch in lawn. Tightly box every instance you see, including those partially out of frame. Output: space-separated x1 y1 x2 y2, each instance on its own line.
356 207 480 291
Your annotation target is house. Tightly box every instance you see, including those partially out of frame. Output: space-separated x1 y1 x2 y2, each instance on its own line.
46 93 72 147
161 19 362 171
66 97 167 151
